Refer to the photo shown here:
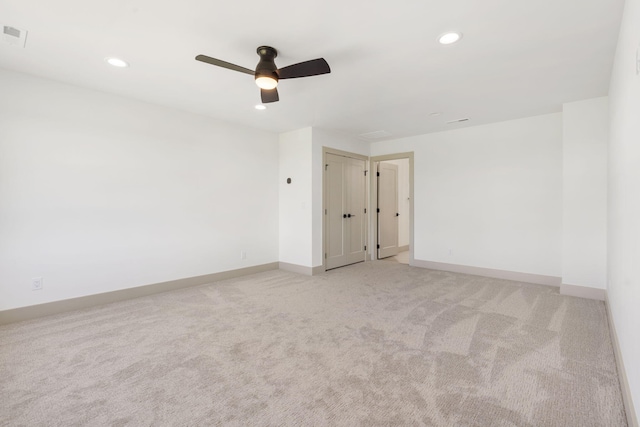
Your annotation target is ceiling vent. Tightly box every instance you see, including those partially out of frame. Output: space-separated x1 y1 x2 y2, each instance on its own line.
2 25 28 47
446 118 469 124
359 130 392 140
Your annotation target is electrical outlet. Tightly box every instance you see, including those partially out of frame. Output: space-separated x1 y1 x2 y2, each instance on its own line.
32 277 43 291
240 251 247 260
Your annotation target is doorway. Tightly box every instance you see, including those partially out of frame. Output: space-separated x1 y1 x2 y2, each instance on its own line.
370 153 414 264
377 161 399 258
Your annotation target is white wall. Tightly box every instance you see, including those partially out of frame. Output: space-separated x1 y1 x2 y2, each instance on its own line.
562 97 608 290
370 114 563 277
279 128 313 266
0 69 279 310
383 159 410 248
608 0 640 416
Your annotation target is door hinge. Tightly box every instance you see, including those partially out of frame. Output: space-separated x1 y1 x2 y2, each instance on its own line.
364 245 367 251
325 209 327 215
325 253 327 259
325 164 328 171
364 170 367 176
364 208 367 213
377 208 380 213
377 171 380 177
377 244 380 249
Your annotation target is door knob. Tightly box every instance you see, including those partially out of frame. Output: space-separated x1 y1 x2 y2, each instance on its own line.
343 214 347 218
396 213 400 216
347 214 352 218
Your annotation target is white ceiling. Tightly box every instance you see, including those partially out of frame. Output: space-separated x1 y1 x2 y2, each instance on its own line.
0 0 625 141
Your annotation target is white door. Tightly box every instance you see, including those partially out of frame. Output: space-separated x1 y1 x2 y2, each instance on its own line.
325 153 366 270
326 154 347 269
377 162 399 259
346 157 366 265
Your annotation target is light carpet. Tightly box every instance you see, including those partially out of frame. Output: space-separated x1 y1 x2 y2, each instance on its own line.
0 261 627 426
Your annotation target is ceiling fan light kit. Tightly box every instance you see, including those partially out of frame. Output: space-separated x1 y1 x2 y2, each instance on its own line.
254 46 279 89
255 76 278 89
195 45 330 104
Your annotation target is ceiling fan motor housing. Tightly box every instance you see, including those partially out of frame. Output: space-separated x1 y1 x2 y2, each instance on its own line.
255 46 279 82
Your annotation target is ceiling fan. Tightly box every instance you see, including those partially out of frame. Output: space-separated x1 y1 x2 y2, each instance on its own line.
195 46 330 104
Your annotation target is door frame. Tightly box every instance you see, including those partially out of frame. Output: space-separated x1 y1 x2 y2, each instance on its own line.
370 152 414 264
322 147 370 272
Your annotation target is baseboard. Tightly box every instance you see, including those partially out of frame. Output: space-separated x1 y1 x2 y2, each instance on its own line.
278 262 324 276
398 245 409 252
0 262 279 326
411 259 562 287
605 295 639 427
560 283 606 301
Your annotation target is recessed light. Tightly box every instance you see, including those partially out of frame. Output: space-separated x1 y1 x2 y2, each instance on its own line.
255 104 267 110
105 57 129 68
438 32 463 45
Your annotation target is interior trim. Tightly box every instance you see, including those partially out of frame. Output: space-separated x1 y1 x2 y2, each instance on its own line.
322 147 369 161
605 295 639 427
0 262 279 325
279 262 324 276
560 283 606 301
411 259 561 287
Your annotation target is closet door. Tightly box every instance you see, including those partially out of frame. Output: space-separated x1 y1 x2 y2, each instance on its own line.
325 153 347 270
346 157 366 265
325 153 366 270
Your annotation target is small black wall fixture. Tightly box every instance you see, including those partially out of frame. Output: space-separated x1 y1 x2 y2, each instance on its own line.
287 178 292 184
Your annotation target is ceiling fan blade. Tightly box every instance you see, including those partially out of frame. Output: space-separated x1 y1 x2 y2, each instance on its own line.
195 55 254 75
261 88 279 103
277 58 330 79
